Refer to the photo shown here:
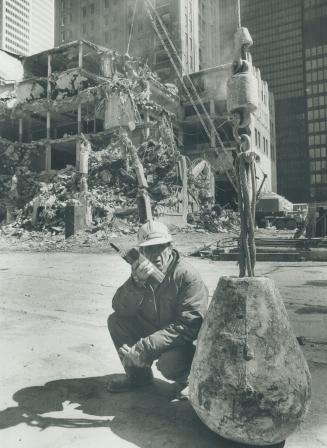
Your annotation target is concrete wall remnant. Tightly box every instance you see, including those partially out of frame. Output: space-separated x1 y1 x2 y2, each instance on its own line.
15 80 46 104
0 50 24 83
104 93 135 130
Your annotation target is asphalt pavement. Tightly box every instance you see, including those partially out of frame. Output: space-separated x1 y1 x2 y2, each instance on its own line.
0 251 326 448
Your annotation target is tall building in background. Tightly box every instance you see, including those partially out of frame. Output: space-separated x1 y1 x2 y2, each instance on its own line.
198 0 220 70
242 0 327 204
55 0 236 81
30 0 54 55
0 0 54 56
303 0 327 203
0 0 30 55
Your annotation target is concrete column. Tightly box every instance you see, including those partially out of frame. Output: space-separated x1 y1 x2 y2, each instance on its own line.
46 111 51 170
93 105 97 133
46 111 51 139
65 204 86 239
179 156 188 221
79 141 90 175
45 143 51 171
78 41 83 68
77 104 82 135
76 141 80 170
47 54 52 100
18 118 23 143
209 99 215 115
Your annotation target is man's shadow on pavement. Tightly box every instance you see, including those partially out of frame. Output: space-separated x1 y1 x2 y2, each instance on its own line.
0 374 285 448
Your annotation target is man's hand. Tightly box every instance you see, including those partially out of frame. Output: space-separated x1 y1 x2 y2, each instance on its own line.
118 344 148 368
131 258 156 286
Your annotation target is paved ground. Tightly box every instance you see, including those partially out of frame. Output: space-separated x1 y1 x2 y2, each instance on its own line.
0 250 327 448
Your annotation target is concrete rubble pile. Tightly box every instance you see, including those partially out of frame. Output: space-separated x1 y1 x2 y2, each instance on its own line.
1 133 232 238
0 41 239 245
0 127 184 236
188 205 240 234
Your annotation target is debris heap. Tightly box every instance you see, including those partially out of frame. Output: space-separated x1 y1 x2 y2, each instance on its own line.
0 40 238 243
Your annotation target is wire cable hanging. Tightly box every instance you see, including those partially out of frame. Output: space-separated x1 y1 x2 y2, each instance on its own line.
127 0 138 55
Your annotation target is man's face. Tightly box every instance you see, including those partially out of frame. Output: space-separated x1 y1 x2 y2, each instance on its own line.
141 243 173 272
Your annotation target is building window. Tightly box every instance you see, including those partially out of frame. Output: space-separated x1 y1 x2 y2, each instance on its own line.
82 23 86 33
61 31 65 42
90 4 95 14
104 31 109 42
104 0 109 7
82 6 87 17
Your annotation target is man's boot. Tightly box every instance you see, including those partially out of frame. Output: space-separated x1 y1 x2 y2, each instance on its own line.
107 367 153 393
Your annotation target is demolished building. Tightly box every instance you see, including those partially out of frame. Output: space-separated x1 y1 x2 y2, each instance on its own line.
0 40 218 233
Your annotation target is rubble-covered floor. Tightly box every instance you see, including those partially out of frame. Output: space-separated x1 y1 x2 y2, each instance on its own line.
0 222 241 254
0 250 326 448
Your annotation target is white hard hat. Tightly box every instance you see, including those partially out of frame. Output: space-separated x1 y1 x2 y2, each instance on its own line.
137 220 172 247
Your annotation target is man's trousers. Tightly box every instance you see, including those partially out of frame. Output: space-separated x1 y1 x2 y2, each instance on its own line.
108 312 195 384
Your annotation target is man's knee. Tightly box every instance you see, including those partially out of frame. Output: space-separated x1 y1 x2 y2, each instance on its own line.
157 345 195 382
107 312 142 349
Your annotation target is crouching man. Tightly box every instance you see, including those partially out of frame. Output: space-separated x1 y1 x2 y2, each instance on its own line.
107 220 208 399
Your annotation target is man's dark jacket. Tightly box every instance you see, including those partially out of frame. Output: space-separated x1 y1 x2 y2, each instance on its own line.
112 249 209 361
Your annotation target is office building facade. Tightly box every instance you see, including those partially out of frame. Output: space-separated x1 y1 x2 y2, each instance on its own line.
241 0 327 204
0 0 54 56
0 0 30 55
303 0 327 202
55 0 238 80
29 0 54 55
55 0 200 80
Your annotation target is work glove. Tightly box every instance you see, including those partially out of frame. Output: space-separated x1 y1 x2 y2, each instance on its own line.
118 343 149 369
